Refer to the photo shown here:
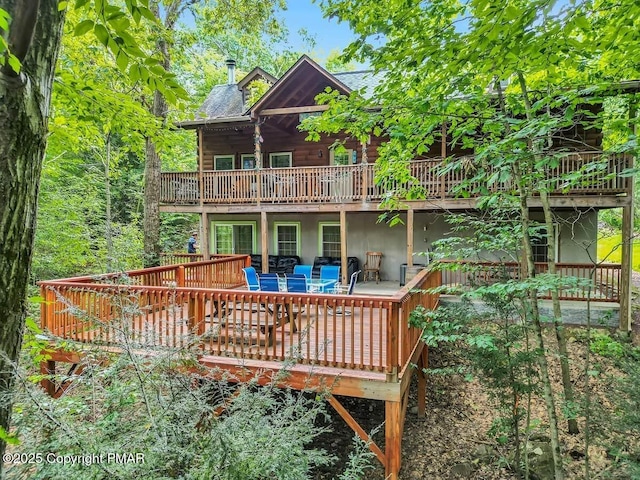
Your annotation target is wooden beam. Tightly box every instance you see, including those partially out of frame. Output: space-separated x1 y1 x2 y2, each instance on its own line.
259 104 330 117
417 345 428 417
621 99 637 332
328 395 386 466
254 120 262 205
201 212 210 260
407 208 414 267
385 400 402 480
160 195 633 216
261 211 269 273
198 128 204 207
340 210 347 284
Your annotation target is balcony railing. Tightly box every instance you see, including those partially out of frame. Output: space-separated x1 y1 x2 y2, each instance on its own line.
160 153 632 205
439 260 621 302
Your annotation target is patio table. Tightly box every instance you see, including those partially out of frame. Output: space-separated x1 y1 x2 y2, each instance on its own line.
277 277 335 293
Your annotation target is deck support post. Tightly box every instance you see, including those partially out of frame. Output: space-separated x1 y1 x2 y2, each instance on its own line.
620 101 636 333
620 202 634 332
40 360 56 396
385 400 402 479
340 210 347 284
417 343 428 417
200 212 210 260
407 208 414 267
261 211 269 273
198 128 204 207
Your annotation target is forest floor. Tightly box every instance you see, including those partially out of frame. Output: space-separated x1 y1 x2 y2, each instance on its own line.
313 289 640 480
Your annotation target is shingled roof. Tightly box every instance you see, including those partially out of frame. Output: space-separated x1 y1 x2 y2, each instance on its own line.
195 62 383 121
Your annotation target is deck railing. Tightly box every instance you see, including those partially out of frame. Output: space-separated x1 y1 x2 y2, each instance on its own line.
39 266 440 375
439 260 621 302
48 255 249 289
160 152 631 205
160 253 204 264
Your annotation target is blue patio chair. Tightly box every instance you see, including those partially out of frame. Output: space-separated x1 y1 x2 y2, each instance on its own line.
242 267 260 291
319 265 340 292
285 274 308 293
293 264 313 279
258 274 280 292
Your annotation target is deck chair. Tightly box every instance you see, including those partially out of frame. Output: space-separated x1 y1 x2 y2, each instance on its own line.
285 274 308 293
242 267 260 291
258 274 280 292
293 264 313 280
332 270 361 295
363 251 383 283
319 265 340 292
330 270 361 315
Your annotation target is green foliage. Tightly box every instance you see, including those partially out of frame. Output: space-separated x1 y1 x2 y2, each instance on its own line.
588 331 626 359
9 289 373 479
597 233 640 271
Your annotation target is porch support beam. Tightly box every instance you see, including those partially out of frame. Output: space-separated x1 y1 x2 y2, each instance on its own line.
340 210 347 284
407 208 414 267
198 128 204 207
620 99 636 332
200 212 210 260
254 119 262 205
261 211 269 273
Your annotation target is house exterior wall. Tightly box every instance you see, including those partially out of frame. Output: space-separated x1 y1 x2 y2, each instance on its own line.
206 209 598 282
201 124 385 170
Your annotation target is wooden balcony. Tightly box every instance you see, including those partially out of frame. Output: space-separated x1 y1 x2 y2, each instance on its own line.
160 153 632 209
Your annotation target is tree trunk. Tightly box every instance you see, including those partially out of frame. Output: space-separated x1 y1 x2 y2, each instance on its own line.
516 72 579 435
143 131 162 267
143 9 170 267
514 164 565 480
105 133 113 271
0 1 65 471
540 189 580 435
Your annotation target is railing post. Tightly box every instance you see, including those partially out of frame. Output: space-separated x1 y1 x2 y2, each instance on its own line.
386 301 400 382
176 266 185 287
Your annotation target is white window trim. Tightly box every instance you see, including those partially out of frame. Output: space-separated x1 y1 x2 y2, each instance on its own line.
274 222 301 256
214 154 235 171
211 221 256 254
269 152 292 168
329 148 355 166
318 222 341 256
240 153 259 169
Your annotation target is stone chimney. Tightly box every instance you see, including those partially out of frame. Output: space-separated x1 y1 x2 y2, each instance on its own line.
226 59 236 84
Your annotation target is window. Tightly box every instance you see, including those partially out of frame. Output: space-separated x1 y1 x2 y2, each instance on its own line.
330 148 355 166
212 222 255 254
319 223 341 257
241 154 257 170
269 152 292 168
274 223 300 256
530 225 559 262
214 155 234 171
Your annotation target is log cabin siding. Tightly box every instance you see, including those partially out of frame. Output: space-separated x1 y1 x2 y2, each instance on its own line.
201 122 384 170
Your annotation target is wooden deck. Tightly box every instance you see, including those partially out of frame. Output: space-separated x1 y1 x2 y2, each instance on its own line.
160 152 632 209
38 255 440 479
